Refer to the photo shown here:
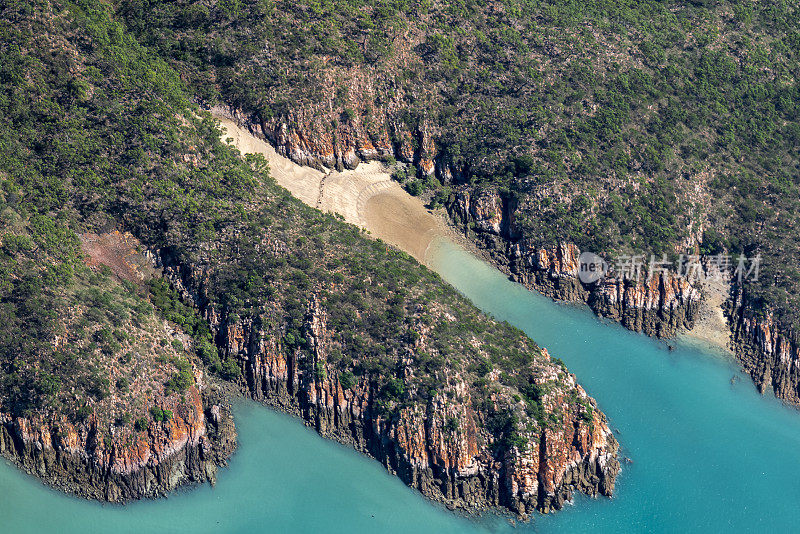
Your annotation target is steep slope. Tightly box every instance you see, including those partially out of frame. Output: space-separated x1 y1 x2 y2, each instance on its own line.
115 0 800 405
0 0 618 516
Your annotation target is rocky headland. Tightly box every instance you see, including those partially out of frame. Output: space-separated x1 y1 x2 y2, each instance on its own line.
152 242 620 517
0 382 235 502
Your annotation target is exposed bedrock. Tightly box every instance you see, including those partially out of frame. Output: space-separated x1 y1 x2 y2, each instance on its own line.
0 386 236 501
158 252 620 517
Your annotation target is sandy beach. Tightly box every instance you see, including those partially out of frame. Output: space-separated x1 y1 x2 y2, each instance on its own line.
679 277 732 353
215 115 449 265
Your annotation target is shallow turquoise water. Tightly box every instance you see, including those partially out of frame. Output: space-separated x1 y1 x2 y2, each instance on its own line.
3 237 800 532
0 401 503 534
428 239 800 532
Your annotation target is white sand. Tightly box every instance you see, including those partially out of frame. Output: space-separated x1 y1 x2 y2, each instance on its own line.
215 115 448 264
680 277 732 353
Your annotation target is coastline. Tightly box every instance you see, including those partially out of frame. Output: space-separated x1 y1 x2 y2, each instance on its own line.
214 108 735 356
212 109 621 518
678 277 732 353
0 386 236 503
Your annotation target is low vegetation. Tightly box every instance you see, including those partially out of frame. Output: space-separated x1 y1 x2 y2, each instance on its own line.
114 0 800 333
0 0 590 465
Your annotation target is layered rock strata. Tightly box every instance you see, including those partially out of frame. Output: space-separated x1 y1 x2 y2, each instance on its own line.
446 189 702 339
0 386 235 501
159 253 620 517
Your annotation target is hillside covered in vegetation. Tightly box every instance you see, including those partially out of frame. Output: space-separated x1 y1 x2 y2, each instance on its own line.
111 0 800 401
0 0 618 514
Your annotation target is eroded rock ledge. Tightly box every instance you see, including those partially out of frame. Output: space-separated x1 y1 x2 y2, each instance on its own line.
0 386 235 501
450 189 800 407
730 285 800 406
158 251 620 518
0 198 619 518
447 190 702 339
215 104 700 341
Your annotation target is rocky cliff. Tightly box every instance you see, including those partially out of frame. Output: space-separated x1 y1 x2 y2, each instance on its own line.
213 104 438 177
159 253 620 518
450 187 800 409
218 104 800 410
215 102 800 414
2 1 619 521
217 105 700 340
730 285 800 406
447 189 702 339
115 0 800 423
0 385 235 501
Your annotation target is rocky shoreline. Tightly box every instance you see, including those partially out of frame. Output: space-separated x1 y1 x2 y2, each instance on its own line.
463 192 800 410
0 123 622 521
0 386 236 502
729 285 800 406
444 189 703 340
247 391 619 517
0 359 618 519
155 247 620 518
203 108 621 517
444 188 800 407
214 105 701 337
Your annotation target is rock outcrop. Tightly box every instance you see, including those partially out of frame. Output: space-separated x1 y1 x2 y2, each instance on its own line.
231 305 618 516
158 253 620 518
215 106 700 340
730 285 800 406
447 189 702 339
0 386 236 501
212 103 444 181
447 186 800 410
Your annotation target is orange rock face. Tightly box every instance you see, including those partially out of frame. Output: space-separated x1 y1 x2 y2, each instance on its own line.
2 386 205 472
731 291 800 406
0 383 234 502
447 189 701 339
212 293 619 517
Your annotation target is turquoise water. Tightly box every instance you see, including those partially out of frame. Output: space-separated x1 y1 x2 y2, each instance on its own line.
3 237 800 532
427 239 800 532
0 401 503 533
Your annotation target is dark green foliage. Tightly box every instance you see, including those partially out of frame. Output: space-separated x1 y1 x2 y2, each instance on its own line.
314 361 326 382
444 416 459 433
0 0 598 461
165 358 194 394
74 406 93 422
486 411 528 451
116 377 130 392
220 359 241 380
382 377 405 401
116 412 132 426
149 405 172 422
148 279 211 341
339 371 356 390
197 339 222 373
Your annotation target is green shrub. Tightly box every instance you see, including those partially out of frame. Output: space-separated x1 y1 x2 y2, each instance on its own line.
116 377 129 392
134 417 149 431
339 371 356 390
221 359 241 380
